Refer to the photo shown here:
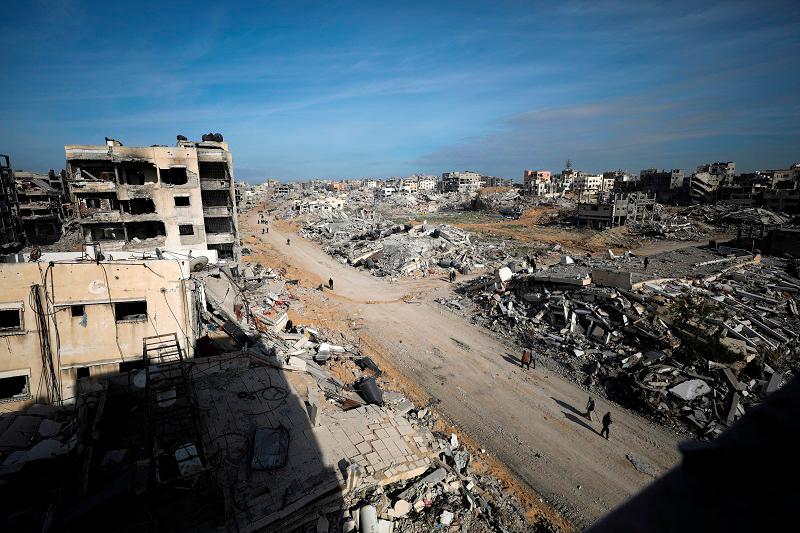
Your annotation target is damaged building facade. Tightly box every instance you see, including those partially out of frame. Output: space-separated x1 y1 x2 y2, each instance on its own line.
65 137 240 260
576 192 656 228
0 154 23 252
13 170 69 244
0 256 199 411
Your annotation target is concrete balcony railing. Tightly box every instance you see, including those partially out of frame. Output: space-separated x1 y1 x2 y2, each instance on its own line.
202 206 231 217
71 181 117 194
200 179 231 190
206 232 235 245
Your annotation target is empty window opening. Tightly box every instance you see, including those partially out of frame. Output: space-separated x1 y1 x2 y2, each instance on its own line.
208 243 234 259
0 374 30 401
201 189 229 207
199 162 228 180
87 224 125 241
0 309 22 332
119 359 146 372
79 194 117 215
76 367 90 378
204 217 232 234
75 162 116 181
71 305 85 317
161 167 188 185
114 301 147 322
179 224 194 236
121 198 156 215
125 221 166 240
174 196 191 207
119 164 157 185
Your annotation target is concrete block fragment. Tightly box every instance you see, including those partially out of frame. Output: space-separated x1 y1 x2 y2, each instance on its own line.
669 379 711 401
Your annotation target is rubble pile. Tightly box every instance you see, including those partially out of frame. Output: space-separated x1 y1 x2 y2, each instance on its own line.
450 250 797 438
299 210 497 277
196 262 559 531
681 204 793 228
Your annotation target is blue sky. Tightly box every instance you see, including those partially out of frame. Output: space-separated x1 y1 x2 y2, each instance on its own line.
2 1 799 182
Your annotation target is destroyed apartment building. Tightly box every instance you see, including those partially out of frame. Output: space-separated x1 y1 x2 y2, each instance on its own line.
65 135 240 260
13 170 69 244
0 154 23 252
576 192 656 229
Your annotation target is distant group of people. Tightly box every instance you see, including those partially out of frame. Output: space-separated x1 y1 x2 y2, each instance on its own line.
519 348 613 440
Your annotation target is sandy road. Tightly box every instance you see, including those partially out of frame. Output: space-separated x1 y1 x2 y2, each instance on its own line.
244 212 682 528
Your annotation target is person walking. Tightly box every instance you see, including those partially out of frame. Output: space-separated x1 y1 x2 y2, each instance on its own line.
328 277 334 290
601 411 612 440
521 349 531 370
529 348 537 369
286 238 291 246
644 257 650 270
585 397 596 421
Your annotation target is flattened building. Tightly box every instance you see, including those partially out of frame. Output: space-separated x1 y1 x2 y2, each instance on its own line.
65 136 239 261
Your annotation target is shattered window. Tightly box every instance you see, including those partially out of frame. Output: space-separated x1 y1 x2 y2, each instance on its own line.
0 308 23 333
0 374 30 401
179 224 194 235
114 301 148 322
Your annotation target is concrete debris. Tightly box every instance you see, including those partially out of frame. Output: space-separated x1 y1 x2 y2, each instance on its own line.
669 380 712 401
445 245 798 439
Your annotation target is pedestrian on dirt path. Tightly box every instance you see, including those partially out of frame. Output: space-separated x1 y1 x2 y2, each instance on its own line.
286 238 291 246
585 397 596 421
449 268 456 283
265 226 269 234
644 257 650 270
521 349 531 370
262 228 265 234
601 411 612 439
529 348 537 369
328 277 334 290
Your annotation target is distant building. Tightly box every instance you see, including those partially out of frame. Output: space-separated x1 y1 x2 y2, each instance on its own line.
65 136 240 260
482 176 514 188
416 175 437 191
573 172 603 193
363 179 379 189
441 171 482 194
276 183 294 195
523 170 551 196
576 192 656 229
375 187 396 198
639 169 685 194
554 167 578 192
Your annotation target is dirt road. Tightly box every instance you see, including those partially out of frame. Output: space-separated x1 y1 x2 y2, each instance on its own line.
244 212 682 528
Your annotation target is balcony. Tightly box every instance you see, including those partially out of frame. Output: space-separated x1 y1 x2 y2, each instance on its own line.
202 205 231 217
206 232 235 245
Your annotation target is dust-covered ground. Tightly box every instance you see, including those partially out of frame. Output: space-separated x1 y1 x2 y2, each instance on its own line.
240 207 684 529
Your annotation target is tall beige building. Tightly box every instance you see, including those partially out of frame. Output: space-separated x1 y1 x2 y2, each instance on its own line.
65 136 239 260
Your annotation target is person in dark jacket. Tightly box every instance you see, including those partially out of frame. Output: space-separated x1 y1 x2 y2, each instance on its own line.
601 411 612 439
586 397 596 421
521 349 531 370
286 238 291 245
328 277 334 290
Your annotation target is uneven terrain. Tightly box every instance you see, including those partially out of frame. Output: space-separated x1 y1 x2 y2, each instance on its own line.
241 209 683 529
